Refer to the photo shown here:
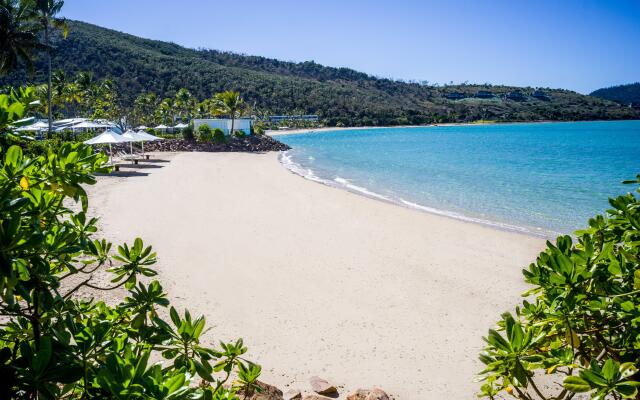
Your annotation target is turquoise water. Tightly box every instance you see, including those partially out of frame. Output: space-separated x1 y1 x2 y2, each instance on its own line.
278 121 640 236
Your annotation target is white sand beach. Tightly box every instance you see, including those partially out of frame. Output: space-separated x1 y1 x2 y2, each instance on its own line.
87 152 545 399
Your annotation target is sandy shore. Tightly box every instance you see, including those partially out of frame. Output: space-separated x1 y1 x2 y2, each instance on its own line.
87 152 544 399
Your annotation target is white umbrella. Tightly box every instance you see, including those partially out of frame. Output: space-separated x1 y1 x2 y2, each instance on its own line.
174 122 188 129
136 125 148 130
127 130 162 155
154 124 169 130
84 129 131 163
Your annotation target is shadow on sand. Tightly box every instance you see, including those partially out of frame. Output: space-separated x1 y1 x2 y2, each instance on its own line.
97 170 150 178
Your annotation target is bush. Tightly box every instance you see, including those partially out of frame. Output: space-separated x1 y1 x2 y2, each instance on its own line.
233 130 247 138
196 124 213 142
0 87 261 399
213 128 226 144
181 124 194 140
478 176 640 399
253 122 266 135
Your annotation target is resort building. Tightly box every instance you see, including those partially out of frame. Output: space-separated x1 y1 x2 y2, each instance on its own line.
193 118 253 135
445 92 466 100
532 90 550 101
475 90 494 99
506 91 526 101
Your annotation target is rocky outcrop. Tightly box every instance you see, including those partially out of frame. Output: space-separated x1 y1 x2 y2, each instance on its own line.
128 135 291 153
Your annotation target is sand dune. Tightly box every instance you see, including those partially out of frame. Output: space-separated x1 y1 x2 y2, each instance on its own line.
87 152 544 399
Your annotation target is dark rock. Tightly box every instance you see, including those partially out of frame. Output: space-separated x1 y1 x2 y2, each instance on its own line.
118 135 291 154
309 376 337 395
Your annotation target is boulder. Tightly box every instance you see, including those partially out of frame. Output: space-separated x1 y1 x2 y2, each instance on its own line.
284 388 302 400
237 380 284 400
309 376 337 395
346 387 390 400
346 389 370 400
302 395 334 400
365 388 390 400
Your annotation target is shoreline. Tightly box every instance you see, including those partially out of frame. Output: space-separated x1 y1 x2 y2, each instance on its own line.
266 118 638 136
87 151 546 399
279 151 555 239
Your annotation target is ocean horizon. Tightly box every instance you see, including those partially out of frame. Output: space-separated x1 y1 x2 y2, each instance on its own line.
278 120 640 236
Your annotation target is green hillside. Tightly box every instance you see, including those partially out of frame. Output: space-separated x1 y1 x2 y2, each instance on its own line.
2 20 639 126
590 83 640 106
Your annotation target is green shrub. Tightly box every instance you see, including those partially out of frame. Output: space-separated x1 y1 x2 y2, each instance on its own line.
181 124 194 140
0 87 261 399
234 130 247 138
213 128 226 144
478 176 640 399
196 124 213 142
253 122 266 135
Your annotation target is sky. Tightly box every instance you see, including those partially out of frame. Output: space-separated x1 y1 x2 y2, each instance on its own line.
61 0 640 94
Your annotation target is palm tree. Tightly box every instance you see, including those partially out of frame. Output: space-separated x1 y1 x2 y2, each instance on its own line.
33 0 67 136
214 91 245 136
0 0 44 74
173 88 193 122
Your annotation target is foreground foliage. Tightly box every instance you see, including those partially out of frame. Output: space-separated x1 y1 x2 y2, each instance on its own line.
478 178 640 399
0 89 261 398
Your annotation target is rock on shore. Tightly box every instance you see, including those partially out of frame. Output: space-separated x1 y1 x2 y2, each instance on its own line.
129 135 291 153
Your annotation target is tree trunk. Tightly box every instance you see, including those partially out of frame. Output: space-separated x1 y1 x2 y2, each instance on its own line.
45 24 53 138
230 113 235 137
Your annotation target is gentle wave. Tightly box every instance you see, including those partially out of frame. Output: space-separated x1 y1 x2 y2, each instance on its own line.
279 151 554 238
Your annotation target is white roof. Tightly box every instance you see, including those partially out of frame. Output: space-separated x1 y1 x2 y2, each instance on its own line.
83 130 131 145
174 123 188 128
16 121 49 131
72 120 111 129
155 124 169 129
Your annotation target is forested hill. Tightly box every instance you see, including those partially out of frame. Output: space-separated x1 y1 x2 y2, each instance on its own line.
590 83 640 106
2 20 639 125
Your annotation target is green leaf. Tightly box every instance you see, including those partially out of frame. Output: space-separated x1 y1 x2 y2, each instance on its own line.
564 376 591 393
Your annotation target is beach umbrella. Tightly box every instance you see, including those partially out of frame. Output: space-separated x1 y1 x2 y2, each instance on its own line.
174 122 188 129
136 125 148 130
84 129 131 163
133 130 163 155
154 124 169 131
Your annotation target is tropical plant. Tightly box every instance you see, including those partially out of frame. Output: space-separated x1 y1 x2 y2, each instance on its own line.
214 91 245 137
31 0 68 136
181 123 194 140
0 88 261 398
212 128 225 144
174 88 194 122
478 177 640 400
196 124 212 142
0 0 45 74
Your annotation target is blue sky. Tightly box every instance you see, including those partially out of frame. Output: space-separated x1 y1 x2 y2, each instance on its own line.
61 0 639 94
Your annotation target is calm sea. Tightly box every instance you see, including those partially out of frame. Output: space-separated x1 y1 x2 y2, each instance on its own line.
277 121 640 236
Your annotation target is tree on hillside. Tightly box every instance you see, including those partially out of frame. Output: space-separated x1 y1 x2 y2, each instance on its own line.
32 0 67 136
214 90 245 135
0 0 44 74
